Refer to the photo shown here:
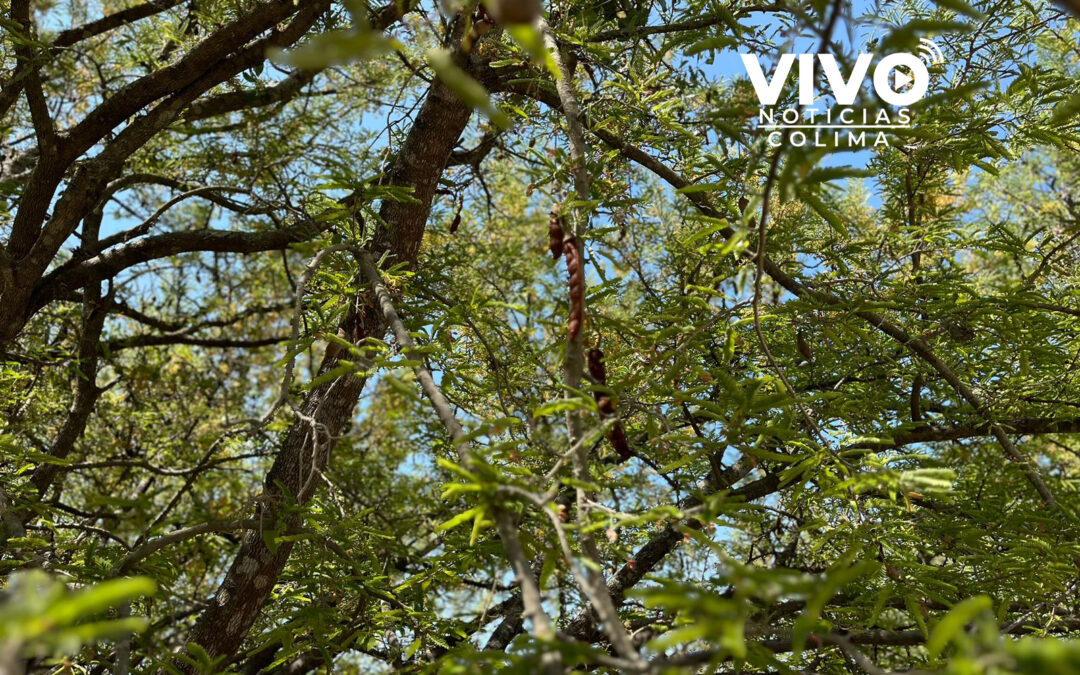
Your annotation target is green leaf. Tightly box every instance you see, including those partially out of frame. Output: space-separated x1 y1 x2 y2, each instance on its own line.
1051 92 1080 126
505 24 560 80
44 577 157 626
933 0 984 18
270 29 399 70
426 48 510 129
436 507 482 533
685 36 738 57
927 595 992 658
798 188 848 236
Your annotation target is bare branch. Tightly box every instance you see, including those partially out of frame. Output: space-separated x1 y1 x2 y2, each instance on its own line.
359 251 560 671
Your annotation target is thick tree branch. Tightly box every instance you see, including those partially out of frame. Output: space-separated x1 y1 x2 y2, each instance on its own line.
173 26 481 668
183 70 319 121
852 416 1080 449
53 1 186 48
32 221 331 313
1 0 333 346
114 519 261 574
7 0 312 261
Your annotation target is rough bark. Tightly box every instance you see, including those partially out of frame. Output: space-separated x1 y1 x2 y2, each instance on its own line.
175 52 482 671
30 221 332 315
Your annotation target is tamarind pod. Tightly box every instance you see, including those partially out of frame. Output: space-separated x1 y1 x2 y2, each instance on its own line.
585 345 630 461
564 237 584 342
609 421 632 462
548 210 565 259
450 194 464 234
461 17 493 54
796 328 812 362
587 348 606 383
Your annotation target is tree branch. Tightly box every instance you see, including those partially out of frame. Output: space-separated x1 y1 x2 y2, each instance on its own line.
33 220 331 313
503 82 1064 513
359 251 560 671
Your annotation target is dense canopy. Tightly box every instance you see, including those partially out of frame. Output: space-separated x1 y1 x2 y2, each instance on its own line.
2 0 1080 673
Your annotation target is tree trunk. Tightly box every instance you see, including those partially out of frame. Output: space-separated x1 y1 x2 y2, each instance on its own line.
177 61 479 670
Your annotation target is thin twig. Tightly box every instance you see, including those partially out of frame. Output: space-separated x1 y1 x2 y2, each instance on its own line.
358 251 560 671
537 16 642 665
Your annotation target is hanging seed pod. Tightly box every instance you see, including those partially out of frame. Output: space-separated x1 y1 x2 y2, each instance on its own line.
548 208 565 259
587 347 632 462
462 4 495 54
796 328 812 362
609 420 632 461
910 373 924 423
587 348 606 383
564 237 584 341
450 194 463 234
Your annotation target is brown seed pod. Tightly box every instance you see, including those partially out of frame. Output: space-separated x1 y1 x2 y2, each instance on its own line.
462 4 496 54
609 421 631 461
910 373 924 423
548 209 565 259
586 347 631 461
587 347 606 384
450 194 463 234
796 328 812 362
564 237 584 342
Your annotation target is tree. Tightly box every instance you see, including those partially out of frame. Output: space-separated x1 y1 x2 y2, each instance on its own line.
2 0 1080 673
